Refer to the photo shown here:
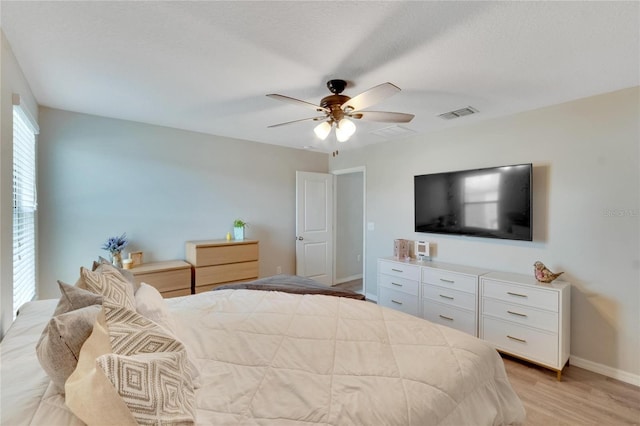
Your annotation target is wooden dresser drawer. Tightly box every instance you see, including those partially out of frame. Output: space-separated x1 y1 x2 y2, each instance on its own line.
423 284 476 311
422 268 477 294
379 287 419 316
194 261 259 286
422 300 476 336
482 297 558 333
131 260 191 296
160 288 192 298
482 279 558 312
378 274 419 296
482 316 558 367
378 260 420 281
187 241 258 267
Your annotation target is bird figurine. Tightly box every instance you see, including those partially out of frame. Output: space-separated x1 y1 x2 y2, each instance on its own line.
533 261 564 283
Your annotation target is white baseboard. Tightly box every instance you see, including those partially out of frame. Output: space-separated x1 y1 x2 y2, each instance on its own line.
334 274 362 285
365 292 377 302
570 355 640 387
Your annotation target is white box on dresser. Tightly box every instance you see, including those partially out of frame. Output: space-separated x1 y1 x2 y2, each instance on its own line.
421 262 490 337
377 258 420 316
480 271 570 380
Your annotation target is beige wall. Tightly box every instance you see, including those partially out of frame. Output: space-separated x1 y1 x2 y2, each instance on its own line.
330 87 640 379
0 32 39 336
37 107 328 299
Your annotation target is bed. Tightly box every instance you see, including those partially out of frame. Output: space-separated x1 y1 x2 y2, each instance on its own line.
1 268 526 426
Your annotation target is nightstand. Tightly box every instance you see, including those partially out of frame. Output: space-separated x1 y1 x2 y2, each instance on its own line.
130 260 192 298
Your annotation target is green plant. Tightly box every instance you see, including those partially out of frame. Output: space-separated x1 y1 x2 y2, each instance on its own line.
233 219 246 228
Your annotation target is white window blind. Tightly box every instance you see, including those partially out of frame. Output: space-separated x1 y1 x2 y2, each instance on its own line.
13 99 39 318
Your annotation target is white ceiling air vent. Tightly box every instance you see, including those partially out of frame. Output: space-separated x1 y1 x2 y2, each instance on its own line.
438 106 478 120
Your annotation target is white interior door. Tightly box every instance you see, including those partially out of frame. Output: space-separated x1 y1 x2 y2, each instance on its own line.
296 171 333 286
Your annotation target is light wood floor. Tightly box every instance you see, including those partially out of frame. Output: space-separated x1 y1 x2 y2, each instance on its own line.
502 355 640 425
333 278 363 293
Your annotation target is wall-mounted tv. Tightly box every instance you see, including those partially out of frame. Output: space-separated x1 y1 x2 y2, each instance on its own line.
414 163 532 241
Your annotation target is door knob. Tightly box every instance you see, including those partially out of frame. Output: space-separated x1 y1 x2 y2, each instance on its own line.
297 236 304 241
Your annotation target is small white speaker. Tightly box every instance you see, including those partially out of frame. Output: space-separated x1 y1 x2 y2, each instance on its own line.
415 240 429 258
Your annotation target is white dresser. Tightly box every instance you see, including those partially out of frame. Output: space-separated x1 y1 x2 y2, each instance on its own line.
421 262 490 337
480 271 570 380
377 258 420 316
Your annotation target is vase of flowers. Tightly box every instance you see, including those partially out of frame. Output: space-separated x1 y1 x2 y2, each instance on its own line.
102 233 129 268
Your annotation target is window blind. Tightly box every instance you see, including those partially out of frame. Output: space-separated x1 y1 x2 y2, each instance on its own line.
13 101 38 318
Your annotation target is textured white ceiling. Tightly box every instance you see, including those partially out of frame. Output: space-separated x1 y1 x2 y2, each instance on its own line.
2 1 638 152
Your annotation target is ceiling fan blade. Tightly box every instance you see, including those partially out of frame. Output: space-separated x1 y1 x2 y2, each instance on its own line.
341 82 401 112
267 94 329 113
350 111 415 123
268 116 327 128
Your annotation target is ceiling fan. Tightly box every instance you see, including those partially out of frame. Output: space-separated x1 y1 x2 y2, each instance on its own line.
266 79 414 143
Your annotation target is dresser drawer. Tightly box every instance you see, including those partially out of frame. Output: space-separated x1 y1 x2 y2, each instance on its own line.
378 274 419 296
482 316 558 367
482 279 558 312
187 241 258 267
194 261 259 286
422 300 476 336
422 284 476 311
378 260 420 281
422 268 477 294
379 287 419 316
482 298 558 333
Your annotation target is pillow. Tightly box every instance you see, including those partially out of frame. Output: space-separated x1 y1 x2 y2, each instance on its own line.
94 256 141 294
135 283 178 335
79 265 136 311
53 280 102 316
135 282 201 386
36 304 102 393
66 303 196 425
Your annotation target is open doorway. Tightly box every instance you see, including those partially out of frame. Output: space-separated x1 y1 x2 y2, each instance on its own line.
333 167 365 295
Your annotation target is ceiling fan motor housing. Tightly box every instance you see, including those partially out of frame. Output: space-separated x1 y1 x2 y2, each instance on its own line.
326 79 347 94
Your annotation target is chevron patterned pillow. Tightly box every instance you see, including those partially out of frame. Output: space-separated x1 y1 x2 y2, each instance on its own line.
79 265 136 311
65 302 196 425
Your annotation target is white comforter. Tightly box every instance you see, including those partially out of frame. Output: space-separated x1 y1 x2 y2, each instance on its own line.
1 290 525 425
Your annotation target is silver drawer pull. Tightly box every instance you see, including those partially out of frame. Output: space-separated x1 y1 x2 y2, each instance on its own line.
440 278 455 284
391 282 403 287
507 335 527 343
439 314 454 321
507 291 528 298
391 299 403 305
507 310 528 318
391 268 403 273
439 294 454 300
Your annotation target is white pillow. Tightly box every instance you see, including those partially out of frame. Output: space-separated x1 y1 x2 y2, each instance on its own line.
135 283 201 386
135 283 178 335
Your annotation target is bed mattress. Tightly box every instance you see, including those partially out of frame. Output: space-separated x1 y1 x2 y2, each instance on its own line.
1 290 525 425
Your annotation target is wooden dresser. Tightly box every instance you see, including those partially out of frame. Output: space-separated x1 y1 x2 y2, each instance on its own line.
185 239 259 293
130 260 192 298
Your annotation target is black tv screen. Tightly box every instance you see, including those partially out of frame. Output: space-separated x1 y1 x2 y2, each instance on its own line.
414 164 532 241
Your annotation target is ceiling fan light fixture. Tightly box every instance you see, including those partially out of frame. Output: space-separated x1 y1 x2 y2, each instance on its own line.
336 118 356 142
313 121 332 140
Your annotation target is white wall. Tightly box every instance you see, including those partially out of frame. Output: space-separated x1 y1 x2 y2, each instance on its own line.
330 87 639 378
37 107 328 299
335 172 363 282
0 32 39 337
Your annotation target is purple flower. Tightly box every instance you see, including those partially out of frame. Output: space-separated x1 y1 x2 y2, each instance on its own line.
101 233 128 254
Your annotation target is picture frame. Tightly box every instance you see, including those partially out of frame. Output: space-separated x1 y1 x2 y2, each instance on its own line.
130 251 143 266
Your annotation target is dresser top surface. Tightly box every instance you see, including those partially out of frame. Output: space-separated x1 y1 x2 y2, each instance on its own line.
130 260 191 274
482 270 570 289
380 257 491 276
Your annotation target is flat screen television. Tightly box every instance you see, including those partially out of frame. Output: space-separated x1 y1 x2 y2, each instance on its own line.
414 163 532 241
